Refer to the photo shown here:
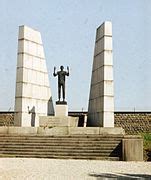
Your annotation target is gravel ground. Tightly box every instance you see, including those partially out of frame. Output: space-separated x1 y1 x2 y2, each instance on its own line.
0 158 151 180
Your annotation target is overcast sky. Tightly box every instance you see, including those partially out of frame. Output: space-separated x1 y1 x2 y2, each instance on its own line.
0 0 150 111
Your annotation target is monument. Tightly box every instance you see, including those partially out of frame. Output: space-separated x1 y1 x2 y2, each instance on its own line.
0 23 144 162
14 25 54 127
87 21 114 127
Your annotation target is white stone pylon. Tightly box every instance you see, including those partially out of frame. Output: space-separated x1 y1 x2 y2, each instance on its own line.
14 25 54 127
87 21 114 127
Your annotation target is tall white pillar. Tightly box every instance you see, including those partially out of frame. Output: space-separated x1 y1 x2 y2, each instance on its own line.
87 21 114 127
14 25 54 127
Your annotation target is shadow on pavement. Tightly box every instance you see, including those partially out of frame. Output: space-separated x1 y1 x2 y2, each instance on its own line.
89 173 151 179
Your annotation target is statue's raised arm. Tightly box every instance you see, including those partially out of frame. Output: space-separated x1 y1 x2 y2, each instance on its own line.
53 66 57 76
66 66 69 76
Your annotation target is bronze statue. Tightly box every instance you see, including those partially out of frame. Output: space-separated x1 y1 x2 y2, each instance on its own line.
53 66 69 103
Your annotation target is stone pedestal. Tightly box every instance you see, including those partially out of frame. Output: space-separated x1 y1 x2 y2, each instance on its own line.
55 104 68 117
39 101 78 128
39 116 78 127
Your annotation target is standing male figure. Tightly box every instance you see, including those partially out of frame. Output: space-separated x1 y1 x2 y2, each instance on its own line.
53 66 69 102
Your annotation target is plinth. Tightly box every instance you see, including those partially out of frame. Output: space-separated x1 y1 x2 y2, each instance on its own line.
55 101 68 116
39 101 79 129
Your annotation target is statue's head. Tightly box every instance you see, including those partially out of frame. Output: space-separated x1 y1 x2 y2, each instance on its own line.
60 66 64 71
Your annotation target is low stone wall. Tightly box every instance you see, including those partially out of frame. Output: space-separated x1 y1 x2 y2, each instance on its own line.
0 111 151 135
114 112 151 134
0 112 14 126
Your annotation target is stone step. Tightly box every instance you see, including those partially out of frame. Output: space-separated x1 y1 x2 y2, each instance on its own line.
0 144 120 150
0 135 122 160
0 154 120 160
0 138 123 142
0 140 122 144
0 147 118 153
0 136 123 140
0 151 119 156
0 134 124 138
0 145 118 150
0 141 121 146
0 141 121 147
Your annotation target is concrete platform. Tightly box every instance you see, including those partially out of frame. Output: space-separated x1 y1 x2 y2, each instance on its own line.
0 127 125 136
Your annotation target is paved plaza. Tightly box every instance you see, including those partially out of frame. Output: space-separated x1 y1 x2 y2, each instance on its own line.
0 158 151 179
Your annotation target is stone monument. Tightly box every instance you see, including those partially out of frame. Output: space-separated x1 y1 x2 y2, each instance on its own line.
14 25 54 127
1 23 142 162
87 21 114 127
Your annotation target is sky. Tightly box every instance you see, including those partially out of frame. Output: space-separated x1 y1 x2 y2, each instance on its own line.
0 0 150 111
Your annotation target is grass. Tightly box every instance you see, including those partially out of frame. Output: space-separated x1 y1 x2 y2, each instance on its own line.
140 133 151 161
142 133 151 149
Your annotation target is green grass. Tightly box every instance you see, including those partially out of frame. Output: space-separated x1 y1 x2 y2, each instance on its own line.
140 133 151 161
141 133 151 150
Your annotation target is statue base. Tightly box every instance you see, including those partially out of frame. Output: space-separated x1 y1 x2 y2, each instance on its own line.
56 101 67 105
39 116 78 127
55 103 68 116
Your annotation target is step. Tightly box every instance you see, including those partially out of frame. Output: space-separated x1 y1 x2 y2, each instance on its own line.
0 134 124 138
0 135 123 138
0 137 122 141
0 139 122 144
0 151 119 156
0 137 121 141
0 134 122 160
0 143 121 149
0 141 121 145
0 154 120 160
0 145 118 150
0 147 119 153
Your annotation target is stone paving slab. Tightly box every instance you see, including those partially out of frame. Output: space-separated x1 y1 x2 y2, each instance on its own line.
0 158 151 179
